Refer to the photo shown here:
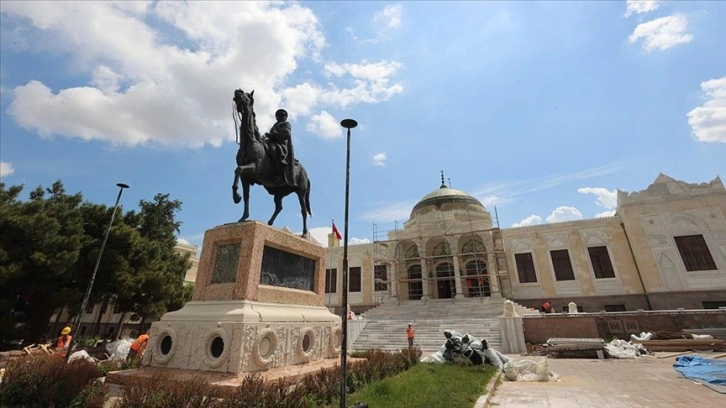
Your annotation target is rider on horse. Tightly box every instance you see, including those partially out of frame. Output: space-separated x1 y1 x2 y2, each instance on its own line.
265 109 295 186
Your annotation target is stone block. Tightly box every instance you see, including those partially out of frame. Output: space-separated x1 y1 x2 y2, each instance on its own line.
142 221 341 374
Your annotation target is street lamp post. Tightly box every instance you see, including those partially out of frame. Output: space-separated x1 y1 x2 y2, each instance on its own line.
339 118 357 408
66 182 129 362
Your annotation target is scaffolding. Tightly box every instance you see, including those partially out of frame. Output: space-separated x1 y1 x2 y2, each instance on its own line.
370 206 513 304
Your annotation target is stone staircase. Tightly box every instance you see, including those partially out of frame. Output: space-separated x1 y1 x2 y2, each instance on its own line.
351 297 536 355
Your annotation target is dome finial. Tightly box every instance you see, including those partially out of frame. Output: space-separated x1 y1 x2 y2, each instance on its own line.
440 170 446 189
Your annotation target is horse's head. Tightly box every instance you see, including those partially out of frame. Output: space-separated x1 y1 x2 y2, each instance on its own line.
233 89 254 114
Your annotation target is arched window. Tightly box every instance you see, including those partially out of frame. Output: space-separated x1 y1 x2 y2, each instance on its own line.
407 265 423 300
432 242 449 257
465 260 490 297
461 239 485 254
405 245 419 259
435 262 455 299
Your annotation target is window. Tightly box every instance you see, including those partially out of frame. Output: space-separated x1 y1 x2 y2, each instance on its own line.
113 303 122 314
407 265 423 300
465 260 490 297
432 242 450 257
461 239 485 254
588 246 615 279
550 249 575 281
349 267 361 292
515 253 537 283
604 304 626 312
325 268 337 294
85 303 94 314
674 235 717 271
702 301 726 309
374 265 387 291
405 245 419 259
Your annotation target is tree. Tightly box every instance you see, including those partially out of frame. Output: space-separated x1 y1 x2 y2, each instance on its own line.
112 193 191 334
0 182 86 347
0 182 191 348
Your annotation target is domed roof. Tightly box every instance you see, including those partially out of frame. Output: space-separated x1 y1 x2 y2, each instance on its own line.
410 178 486 219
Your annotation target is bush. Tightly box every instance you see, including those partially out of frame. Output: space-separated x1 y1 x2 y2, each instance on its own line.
119 374 220 408
115 348 420 408
0 355 106 408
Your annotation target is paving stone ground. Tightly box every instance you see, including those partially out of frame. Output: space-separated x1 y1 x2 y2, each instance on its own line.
487 353 726 408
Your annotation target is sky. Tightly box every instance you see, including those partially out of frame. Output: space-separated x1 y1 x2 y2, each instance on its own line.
1 0 724 250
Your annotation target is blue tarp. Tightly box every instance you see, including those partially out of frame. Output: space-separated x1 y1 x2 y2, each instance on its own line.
673 355 726 385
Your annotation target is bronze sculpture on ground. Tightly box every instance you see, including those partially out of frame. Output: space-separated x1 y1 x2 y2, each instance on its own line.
232 89 311 235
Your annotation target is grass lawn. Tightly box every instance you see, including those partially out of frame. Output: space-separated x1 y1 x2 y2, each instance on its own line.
342 363 498 408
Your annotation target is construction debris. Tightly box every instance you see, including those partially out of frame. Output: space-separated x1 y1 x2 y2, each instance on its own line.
546 338 606 359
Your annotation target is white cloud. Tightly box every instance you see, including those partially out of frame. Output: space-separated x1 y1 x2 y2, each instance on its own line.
577 187 617 209
545 206 584 223
596 210 616 218
360 201 415 222
512 215 542 228
306 111 342 140
176 238 191 246
0 161 15 178
478 195 504 208
1 2 402 147
347 4 402 44
624 0 660 18
687 77 726 143
374 4 402 29
307 226 330 247
322 61 404 108
628 14 693 52
307 226 369 246
350 237 371 245
372 152 387 167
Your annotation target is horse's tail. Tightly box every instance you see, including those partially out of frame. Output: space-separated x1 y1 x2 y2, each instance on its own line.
305 179 312 216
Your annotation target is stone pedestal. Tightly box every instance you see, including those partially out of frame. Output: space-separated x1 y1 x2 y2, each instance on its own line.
142 221 341 373
499 316 526 354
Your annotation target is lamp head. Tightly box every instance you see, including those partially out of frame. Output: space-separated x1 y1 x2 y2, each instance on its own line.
340 119 358 129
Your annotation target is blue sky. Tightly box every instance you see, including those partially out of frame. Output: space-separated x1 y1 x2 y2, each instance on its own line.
1 1 724 249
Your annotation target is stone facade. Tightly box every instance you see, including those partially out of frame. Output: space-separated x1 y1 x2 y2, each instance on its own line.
144 222 341 373
324 174 726 313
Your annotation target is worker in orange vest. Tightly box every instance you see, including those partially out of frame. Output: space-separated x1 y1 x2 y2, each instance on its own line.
407 323 415 349
128 332 149 361
55 326 73 356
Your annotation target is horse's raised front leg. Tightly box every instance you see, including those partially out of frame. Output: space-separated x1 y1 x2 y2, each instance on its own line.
297 190 308 236
239 180 251 223
268 194 283 227
233 167 242 204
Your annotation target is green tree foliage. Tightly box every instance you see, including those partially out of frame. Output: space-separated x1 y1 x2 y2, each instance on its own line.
0 182 190 348
108 193 191 332
0 182 85 347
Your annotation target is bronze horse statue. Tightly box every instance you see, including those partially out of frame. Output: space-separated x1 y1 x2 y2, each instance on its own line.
232 89 311 235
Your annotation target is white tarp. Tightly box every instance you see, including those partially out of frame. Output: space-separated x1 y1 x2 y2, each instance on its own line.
105 338 134 361
503 358 560 382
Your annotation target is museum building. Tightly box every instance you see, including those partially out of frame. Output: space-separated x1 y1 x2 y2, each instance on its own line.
322 174 726 315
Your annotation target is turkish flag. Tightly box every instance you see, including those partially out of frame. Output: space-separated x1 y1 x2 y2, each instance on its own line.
332 223 342 240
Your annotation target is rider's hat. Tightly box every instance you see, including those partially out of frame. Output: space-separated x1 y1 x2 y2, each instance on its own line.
275 109 288 117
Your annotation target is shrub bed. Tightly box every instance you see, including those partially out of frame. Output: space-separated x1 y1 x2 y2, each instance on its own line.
118 348 421 408
0 355 106 408
0 348 422 408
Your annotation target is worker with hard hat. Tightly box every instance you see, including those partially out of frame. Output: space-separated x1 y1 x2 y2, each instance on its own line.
128 331 150 361
56 326 72 356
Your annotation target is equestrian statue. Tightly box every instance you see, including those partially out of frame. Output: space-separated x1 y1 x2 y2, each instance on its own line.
232 89 311 235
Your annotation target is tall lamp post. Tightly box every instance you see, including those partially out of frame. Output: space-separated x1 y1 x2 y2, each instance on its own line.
339 118 357 408
66 182 129 362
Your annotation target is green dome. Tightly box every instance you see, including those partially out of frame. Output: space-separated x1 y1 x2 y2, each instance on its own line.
410 185 486 218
